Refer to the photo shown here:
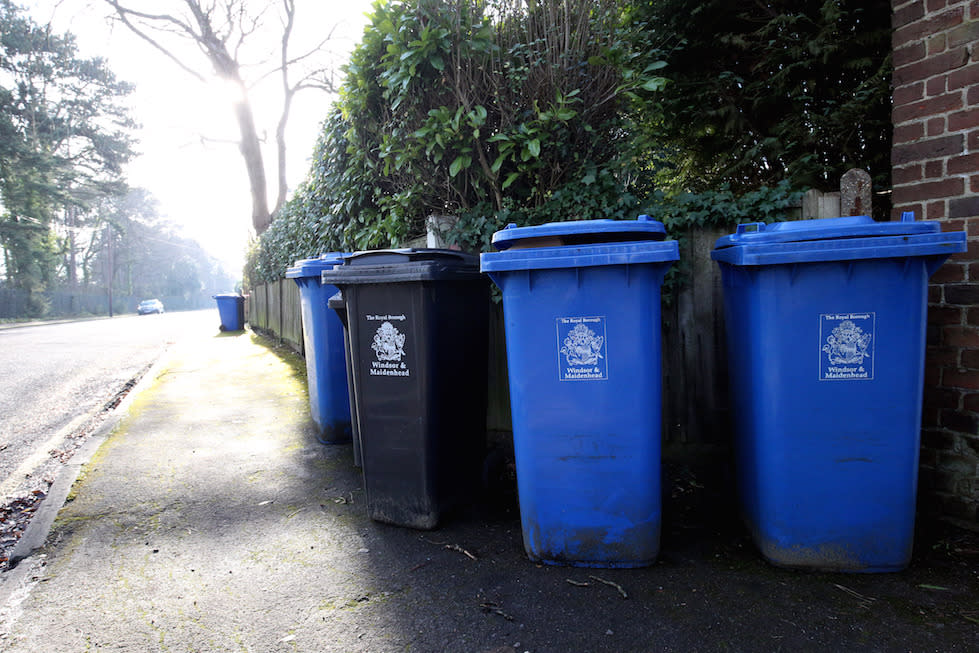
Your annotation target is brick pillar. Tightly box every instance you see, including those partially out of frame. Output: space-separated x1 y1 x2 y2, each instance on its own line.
892 0 979 528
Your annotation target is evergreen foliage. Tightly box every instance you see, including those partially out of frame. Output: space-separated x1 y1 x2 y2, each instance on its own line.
246 0 893 283
638 0 892 198
0 1 232 317
0 0 137 314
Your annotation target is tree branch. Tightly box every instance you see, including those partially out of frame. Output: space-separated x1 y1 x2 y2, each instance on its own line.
104 0 207 81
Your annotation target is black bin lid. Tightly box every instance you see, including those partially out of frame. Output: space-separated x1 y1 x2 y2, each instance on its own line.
321 248 481 285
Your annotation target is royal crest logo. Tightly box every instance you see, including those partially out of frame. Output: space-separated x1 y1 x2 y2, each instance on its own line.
822 319 872 365
371 321 406 362
560 323 604 366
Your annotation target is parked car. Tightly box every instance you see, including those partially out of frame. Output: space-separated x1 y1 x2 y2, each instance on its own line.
137 299 165 315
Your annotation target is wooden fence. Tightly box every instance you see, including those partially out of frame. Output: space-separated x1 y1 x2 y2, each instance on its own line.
246 279 304 353
661 226 732 456
244 229 733 456
243 174 871 457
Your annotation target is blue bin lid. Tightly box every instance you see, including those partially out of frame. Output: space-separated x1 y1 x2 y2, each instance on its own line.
285 252 348 278
713 214 939 250
711 213 966 266
212 293 243 299
481 239 679 274
491 215 667 251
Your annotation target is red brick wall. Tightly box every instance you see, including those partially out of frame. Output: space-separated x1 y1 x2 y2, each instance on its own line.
892 0 979 527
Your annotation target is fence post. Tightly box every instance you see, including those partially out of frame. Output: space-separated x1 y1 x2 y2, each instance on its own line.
427 215 459 249
264 283 270 331
840 168 872 217
277 279 285 343
802 169 872 220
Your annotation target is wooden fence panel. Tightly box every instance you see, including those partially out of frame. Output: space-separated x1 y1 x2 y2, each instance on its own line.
279 279 304 354
270 282 283 337
661 226 732 455
249 225 736 457
253 284 269 331
486 301 512 434
242 173 875 455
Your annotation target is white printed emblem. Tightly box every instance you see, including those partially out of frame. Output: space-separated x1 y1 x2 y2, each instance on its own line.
561 323 604 366
371 321 405 362
557 316 608 381
366 315 411 377
823 320 871 364
819 313 875 380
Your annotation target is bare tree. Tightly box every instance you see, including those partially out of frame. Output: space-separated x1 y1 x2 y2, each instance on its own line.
104 0 337 234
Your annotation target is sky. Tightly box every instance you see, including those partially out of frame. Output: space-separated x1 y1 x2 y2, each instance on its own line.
23 0 376 277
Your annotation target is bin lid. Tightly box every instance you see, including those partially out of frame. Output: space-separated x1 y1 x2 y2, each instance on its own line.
481 239 679 274
321 248 482 285
490 215 667 251
285 251 347 278
212 293 243 299
712 214 939 250
711 213 966 266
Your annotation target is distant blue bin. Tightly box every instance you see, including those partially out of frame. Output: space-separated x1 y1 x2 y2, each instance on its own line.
286 253 352 445
213 293 244 331
711 213 967 572
481 216 679 568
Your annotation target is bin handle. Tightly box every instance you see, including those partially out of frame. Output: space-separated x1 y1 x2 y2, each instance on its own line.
901 211 916 223
736 222 766 235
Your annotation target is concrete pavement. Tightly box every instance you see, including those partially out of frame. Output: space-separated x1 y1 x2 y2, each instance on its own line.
0 325 977 652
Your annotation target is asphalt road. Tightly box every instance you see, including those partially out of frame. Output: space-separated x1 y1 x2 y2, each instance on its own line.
0 309 216 500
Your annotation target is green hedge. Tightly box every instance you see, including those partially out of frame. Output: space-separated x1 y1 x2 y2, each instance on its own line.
245 1 810 285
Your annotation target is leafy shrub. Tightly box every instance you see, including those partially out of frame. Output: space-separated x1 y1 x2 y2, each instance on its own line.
245 1 887 284
247 0 669 281
643 180 805 234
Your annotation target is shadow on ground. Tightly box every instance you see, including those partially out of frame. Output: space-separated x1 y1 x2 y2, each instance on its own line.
2 329 975 652
244 331 979 652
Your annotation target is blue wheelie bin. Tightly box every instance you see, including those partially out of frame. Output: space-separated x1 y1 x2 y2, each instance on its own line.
480 215 679 568
711 213 967 572
213 293 245 331
286 253 352 444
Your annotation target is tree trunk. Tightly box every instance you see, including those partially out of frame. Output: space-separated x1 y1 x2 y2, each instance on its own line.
66 205 78 287
273 91 292 218
234 93 271 234
102 0 336 235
